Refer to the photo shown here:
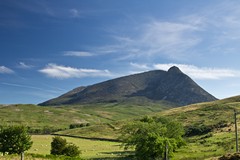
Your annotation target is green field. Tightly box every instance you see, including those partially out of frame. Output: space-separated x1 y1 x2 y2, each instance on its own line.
28 135 130 159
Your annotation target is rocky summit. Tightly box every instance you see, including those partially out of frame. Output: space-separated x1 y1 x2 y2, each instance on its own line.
39 66 217 106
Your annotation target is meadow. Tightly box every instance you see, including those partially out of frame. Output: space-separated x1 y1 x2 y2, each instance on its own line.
28 135 129 159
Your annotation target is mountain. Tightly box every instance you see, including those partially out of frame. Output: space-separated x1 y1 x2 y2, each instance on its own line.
39 66 217 106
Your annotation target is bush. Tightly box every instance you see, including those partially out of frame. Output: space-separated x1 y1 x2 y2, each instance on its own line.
185 124 212 137
51 136 81 157
185 120 229 137
63 143 81 157
69 123 90 129
28 127 64 134
51 136 67 155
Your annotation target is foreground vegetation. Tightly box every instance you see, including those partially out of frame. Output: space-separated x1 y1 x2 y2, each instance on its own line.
1 96 240 159
120 116 185 160
55 96 240 159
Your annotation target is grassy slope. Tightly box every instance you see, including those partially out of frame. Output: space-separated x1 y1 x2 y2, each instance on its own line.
56 96 240 159
0 100 173 130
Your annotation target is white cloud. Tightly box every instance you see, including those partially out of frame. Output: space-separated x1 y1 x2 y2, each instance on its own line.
39 63 112 79
63 51 93 57
18 62 33 69
129 62 240 80
180 1 240 55
139 21 201 58
101 19 202 61
69 8 80 17
1 82 59 93
130 62 150 70
153 63 239 80
0 66 14 74
96 1 240 62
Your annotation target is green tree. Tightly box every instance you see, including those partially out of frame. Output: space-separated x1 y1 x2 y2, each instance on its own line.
0 125 33 160
51 136 67 155
119 116 185 160
51 136 81 157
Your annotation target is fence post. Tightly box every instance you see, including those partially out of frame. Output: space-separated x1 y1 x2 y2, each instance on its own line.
235 109 239 152
164 142 168 160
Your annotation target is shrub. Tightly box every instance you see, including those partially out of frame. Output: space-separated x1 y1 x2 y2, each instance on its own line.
63 143 81 157
51 136 67 155
185 124 212 137
69 123 90 129
50 136 81 157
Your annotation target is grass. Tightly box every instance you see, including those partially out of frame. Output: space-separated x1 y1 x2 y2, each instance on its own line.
27 135 132 159
174 131 235 160
0 101 174 130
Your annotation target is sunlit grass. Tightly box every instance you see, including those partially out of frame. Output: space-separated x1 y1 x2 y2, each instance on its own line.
27 135 130 159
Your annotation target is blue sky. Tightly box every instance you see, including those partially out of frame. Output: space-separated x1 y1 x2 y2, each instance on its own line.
1 0 240 104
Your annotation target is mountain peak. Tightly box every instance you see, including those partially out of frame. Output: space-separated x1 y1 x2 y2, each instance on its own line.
39 69 217 106
168 66 182 74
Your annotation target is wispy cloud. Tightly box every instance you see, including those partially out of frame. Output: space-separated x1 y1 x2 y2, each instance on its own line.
0 66 14 74
17 62 34 69
69 8 80 17
129 62 240 80
180 1 240 55
13 0 55 16
94 1 240 63
153 63 240 80
1 82 59 94
98 19 202 61
39 63 112 79
130 62 150 70
63 51 93 57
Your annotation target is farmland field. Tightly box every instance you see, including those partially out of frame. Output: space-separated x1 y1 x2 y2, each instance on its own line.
27 135 131 159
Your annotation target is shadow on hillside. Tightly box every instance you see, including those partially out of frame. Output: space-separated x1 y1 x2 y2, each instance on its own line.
90 151 134 160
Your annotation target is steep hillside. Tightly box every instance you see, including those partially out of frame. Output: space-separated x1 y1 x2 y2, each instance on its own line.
39 66 217 106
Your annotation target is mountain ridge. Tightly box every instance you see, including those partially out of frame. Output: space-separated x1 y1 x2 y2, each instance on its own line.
39 66 217 106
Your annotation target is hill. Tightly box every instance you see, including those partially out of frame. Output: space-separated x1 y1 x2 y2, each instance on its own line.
55 95 240 159
57 96 240 139
0 101 173 131
39 66 217 106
